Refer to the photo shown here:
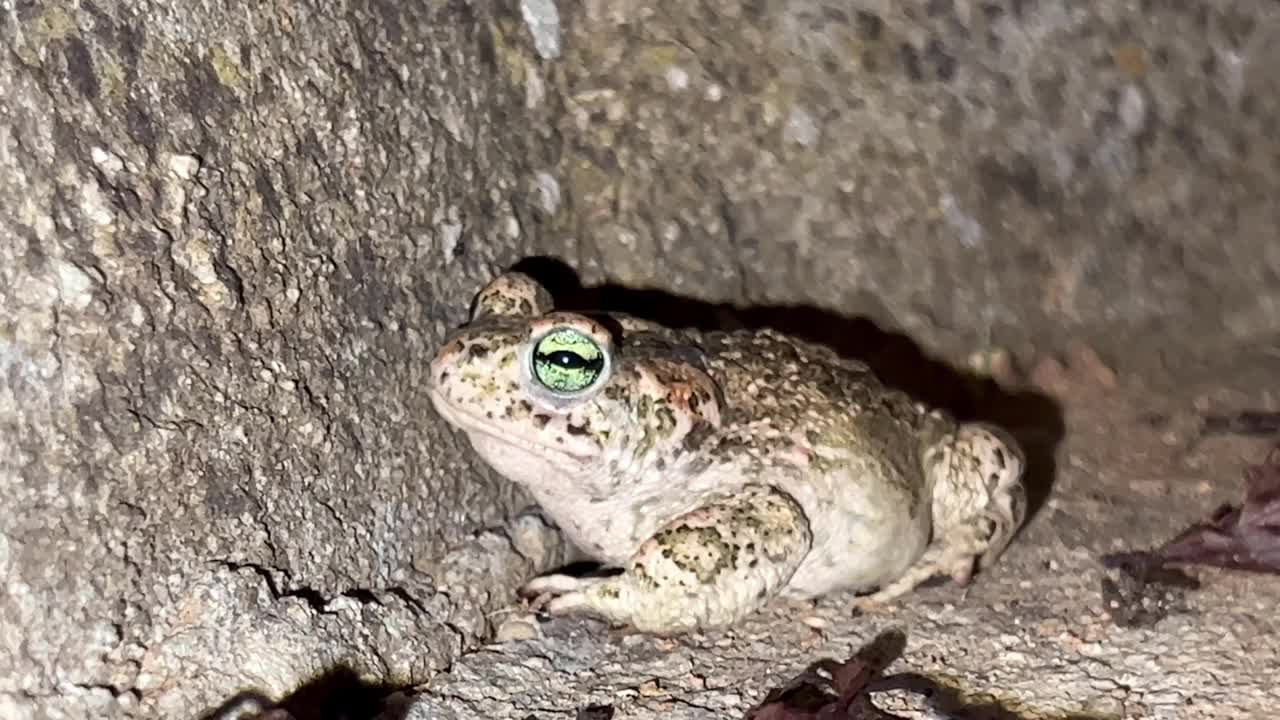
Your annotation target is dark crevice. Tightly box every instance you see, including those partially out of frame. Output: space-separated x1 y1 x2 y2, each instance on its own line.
212 560 434 617
213 560 329 613
384 586 429 615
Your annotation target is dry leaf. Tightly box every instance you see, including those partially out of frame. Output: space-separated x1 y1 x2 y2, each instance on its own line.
1105 443 1280 575
744 632 905 720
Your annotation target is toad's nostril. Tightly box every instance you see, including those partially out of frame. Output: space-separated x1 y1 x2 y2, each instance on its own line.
429 354 452 388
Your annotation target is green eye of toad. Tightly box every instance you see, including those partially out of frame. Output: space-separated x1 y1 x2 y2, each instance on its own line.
532 328 606 394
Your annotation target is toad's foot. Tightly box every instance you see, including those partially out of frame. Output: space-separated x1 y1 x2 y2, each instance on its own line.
518 485 812 635
857 422 1027 608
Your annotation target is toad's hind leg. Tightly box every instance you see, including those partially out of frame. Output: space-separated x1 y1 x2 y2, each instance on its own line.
520 485 812 635
857 422 1027 607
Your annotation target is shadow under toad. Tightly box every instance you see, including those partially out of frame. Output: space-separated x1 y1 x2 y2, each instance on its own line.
511 256 1064 520
200 664 410 720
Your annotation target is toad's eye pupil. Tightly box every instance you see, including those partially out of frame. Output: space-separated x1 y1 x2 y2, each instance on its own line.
545 350 590 369
532 328 606 394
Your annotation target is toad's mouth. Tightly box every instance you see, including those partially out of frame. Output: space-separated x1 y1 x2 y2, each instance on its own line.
428 386 601 469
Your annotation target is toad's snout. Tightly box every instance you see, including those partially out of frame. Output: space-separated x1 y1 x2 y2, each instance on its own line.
428 353 447 389
427 344 466 428
428 339 465 390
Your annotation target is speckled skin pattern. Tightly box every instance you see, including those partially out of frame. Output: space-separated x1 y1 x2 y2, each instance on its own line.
429 272 1027 634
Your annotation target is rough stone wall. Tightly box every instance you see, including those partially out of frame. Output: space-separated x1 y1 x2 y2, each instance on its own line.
516 1 1280 362
4 0 1280 719
1 1 558 717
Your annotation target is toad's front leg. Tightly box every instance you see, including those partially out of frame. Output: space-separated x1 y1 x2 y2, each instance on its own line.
521 485 812 635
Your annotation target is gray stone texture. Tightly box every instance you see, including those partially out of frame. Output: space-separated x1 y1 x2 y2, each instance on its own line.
517 0 1280 363
1 0 561 716
2 0 1279 718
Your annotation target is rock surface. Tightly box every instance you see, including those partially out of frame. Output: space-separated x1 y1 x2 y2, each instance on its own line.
1 1 560 716
515 0 1280 363
2 0 1279 719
